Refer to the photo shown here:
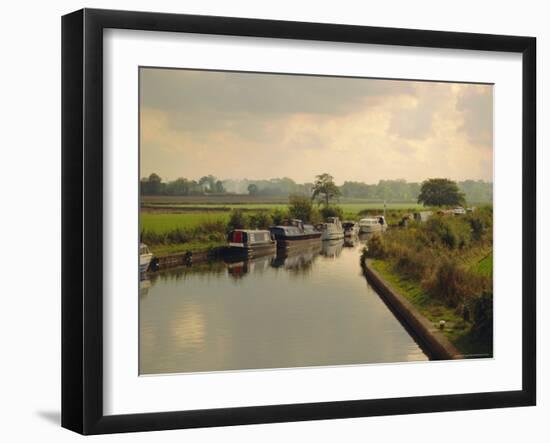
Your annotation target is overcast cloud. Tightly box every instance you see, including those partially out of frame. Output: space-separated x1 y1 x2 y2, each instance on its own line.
140 68 493 184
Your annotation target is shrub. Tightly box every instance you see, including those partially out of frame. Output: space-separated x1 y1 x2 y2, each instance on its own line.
467 206 493 242
421 257 466 306
470 291 493 342
320 205 344 221
288 194 315 222
426 216 472 250
365 234 387 258
248 211 272 229
227 209 248 231
271 208 288 225
421 257 488 308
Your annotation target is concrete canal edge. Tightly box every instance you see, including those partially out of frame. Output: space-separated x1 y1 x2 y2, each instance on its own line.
153 248 222 271
361 257 463 361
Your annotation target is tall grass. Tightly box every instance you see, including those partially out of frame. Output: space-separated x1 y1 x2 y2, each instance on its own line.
364 206 493 347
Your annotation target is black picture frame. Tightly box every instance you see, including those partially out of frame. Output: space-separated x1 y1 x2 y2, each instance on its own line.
62 8 536 435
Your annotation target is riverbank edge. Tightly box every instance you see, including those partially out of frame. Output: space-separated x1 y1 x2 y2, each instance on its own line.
361 257 463 360
152 247 224 270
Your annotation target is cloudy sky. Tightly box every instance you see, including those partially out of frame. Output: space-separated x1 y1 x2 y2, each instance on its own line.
140 68 493 184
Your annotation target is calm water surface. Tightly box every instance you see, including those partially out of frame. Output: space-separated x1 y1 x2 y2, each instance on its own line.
140 236 427 374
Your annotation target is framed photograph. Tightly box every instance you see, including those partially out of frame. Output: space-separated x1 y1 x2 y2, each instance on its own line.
61 8 536 434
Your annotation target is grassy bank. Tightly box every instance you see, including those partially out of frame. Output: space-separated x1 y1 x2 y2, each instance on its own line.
370 258 490 356
140 195 435 258
363 206 493 357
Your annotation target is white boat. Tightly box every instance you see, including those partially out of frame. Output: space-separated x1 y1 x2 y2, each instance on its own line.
342 220 359 236
139 243 153 273
453 207 466 215
317 217 345 241
358 216 387 233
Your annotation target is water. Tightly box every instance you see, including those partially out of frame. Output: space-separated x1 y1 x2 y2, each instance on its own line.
140 236 427 375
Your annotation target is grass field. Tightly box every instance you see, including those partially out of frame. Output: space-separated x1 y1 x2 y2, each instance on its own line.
140 203 425 234
140 195 429 256
141 195 425 235
141 212 230 233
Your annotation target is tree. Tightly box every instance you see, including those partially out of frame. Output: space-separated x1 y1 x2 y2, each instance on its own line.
288 194 315 222
418 178 465 207
227 209 247 230
320 205 344 221
214 180 225 193
199 175 217 192
247 183 259 195
140 173 163 195
311 173 341 207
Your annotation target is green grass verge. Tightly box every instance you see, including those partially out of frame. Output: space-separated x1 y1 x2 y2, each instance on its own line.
370 259 490 357
473 252 493 277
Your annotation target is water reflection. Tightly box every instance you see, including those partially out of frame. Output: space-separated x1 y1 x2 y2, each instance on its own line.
140 236 427 375
321 239 344 258
139 278 151 298
226 253 275 280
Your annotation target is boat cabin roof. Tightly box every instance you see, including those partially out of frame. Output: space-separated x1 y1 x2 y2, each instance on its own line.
230 229 271 234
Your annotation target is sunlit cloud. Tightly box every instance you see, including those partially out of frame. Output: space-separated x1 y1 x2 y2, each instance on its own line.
140 68 493 184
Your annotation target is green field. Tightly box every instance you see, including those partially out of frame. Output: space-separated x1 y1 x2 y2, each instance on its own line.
141 203 424 234
141 212 230 233
141 196 425 235
140 196 428 256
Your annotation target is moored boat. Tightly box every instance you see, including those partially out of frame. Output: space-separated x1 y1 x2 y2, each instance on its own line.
358 216 387 233
226 229 276 258
317 217 344 241
269 219 322 248
139 243 153 273
342 220 359 236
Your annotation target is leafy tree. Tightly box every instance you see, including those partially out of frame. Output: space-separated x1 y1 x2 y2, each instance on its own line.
312 173 341 207
214 180 225 193
320 205 344 221
165 177 189 195
227 209 247 230
140 173 163 195
418 178 465 207
288 194 315 222
271 208 288 225
247 183 259 195
249 211 272 229
199 175 217 192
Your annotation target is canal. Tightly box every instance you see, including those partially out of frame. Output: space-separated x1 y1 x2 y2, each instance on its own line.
140 236 428 375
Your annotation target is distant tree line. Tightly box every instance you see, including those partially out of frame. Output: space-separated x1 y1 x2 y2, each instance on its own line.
141 173 492 203
140 173 225 195
341 179 492 203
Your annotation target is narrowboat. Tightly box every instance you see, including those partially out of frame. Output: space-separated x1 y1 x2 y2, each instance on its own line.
317 217 345 241
226 229 276 257
358 216 387 233
269 219 322 248
342 220 359 236
139 243 153 273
